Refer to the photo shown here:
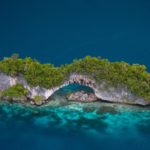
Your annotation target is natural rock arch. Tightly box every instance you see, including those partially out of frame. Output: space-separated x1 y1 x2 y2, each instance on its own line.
1 73 149 106
46 74 99 99
65 74 97 89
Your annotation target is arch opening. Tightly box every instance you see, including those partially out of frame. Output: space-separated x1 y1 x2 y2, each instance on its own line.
46 74 98 102
54 83 95 96
49 82 97 103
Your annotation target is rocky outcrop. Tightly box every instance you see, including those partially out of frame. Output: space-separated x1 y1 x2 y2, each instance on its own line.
0 73 149 106
94 82 149 106
66 74 150 106
30 98 48 106
3 96 27 103
0 73 16 90
67 91 98 102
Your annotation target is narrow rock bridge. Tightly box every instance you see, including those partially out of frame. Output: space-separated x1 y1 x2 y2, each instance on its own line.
0 73 99 100
66 74 96 89
43 74 99 99
1 73 148 105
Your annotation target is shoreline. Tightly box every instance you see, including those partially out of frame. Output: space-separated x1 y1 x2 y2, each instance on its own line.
0 96 150 109
0 55 150 107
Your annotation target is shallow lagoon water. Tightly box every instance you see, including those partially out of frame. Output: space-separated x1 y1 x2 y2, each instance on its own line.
0 96 150 150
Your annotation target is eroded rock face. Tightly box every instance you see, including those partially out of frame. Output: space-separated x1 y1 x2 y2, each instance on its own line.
0 73 16 90
66 74 150 106
94 82 150 106
67 74 96 89
14 75 55 100
0 73 149 106
67 91 98 102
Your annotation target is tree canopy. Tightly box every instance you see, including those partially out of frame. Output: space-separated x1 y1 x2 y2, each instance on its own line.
0 54 150 100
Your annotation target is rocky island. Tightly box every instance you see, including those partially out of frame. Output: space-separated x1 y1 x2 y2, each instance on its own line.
0 54 150 106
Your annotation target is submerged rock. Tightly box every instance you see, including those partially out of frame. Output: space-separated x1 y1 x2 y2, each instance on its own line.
83 106 96 112
96 106 118 114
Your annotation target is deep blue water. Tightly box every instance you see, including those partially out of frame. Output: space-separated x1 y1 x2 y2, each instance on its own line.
0 0 150 69
0 0 150 149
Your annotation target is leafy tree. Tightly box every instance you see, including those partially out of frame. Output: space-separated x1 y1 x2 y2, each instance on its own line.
0 54 150 101
2 84 28 98
11 53 19 60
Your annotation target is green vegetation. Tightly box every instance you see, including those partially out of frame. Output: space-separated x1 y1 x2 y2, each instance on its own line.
0 91 3 99
66 92 72 97
34 96 43 103
0 54 150 100
1 84 28 98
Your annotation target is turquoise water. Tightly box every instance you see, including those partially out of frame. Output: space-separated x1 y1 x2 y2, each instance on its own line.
0 95 150 150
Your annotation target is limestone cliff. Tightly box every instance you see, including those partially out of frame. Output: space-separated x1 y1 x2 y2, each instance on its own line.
0 73 149 106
